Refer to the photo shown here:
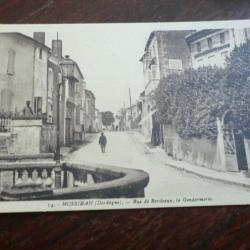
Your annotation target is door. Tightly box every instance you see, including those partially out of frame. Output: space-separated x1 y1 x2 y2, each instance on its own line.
66 118 72 145
234 130 248 171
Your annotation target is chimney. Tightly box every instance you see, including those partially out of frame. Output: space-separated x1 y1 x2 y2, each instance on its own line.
52 40 63 58
33 32 45 44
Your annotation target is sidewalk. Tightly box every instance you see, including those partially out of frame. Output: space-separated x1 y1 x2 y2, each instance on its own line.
132 131 250 190
60 133 98 158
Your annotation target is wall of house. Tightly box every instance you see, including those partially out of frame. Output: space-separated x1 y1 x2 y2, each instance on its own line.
0 33 34 112
8 119 43 154
33 46 49 113
40 123 56 153
157 31 192 78
189 29 249 69
74 80 84 134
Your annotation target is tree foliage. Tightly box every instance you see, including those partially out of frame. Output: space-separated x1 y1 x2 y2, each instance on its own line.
155 67 224 140
154 40 250 140
101 111 115 128
222 41 250 135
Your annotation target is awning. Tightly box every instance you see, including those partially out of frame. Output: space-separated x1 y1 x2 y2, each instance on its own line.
138 109 157 125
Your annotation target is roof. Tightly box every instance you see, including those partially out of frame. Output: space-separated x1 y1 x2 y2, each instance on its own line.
140 31 163 61
85 89 95 100
140 30 193 61
2 32 51 50
140 91 145 97
60 57 84 80
185 29 223 44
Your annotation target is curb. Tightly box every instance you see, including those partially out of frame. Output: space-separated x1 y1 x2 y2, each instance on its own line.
133 132 250 191
165 162 250 191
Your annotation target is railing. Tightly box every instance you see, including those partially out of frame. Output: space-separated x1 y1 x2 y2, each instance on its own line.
0 162 57 187
0 160 149 200
0 116 11 132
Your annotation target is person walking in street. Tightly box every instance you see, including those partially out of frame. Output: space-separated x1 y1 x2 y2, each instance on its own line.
99 132 107 153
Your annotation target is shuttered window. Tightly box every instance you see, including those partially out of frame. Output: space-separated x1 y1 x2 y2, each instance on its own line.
7 49 15 75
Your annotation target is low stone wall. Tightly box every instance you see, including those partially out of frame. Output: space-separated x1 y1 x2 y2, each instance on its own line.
0 161 150 200
52 162 149 199
163 125 223 171
7 118 56 154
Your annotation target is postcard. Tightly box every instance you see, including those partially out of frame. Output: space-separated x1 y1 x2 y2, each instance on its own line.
0 20 250 213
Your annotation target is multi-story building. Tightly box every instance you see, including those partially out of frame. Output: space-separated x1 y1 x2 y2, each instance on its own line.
85 89 96 133
0 32 50 117
185 28 250 69
139 30 192 143
49 38 85 146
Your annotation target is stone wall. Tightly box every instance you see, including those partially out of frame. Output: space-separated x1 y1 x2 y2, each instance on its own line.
40 123 56 153
163 125 225 171
157 30 192 78
7 118 56 154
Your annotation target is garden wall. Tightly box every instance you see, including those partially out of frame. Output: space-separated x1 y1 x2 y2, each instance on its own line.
163 125 225 171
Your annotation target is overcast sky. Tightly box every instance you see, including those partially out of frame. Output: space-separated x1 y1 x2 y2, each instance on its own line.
1 21 248 114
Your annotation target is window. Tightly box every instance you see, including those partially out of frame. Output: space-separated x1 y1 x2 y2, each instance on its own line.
196 42 201 52
151 65 156 79
47 103 53 123
68 80 75 97
220 33 225 44
7 49 15 75
39 48 42 59
48 68 54 98
34 97 42 114
207 37 213 49
76 106 80 125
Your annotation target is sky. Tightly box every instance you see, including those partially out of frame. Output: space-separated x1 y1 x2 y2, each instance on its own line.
1 20 249 114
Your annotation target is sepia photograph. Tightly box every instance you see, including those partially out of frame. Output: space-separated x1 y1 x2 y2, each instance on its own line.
0 20 250 212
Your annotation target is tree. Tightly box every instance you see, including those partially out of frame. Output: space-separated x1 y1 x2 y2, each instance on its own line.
101 111 115 128
154 66 225 140
222 40 250 136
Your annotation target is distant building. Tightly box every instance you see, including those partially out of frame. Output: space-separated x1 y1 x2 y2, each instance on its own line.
93 108 102 132
85 89 96 133
124 103 141 130
139 30 192 143
185 28 250 69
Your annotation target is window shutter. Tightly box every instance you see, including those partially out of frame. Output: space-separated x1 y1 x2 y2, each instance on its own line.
7 49 15 75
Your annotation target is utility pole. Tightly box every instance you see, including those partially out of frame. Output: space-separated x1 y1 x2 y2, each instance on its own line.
55 32 61 164
129 88 133 130
123 102 126 130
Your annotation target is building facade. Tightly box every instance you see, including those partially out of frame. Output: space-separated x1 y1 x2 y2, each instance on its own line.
139 30 192 143
185 28 250 69
48 39 86 146
0 32 50 117
85 89 96 133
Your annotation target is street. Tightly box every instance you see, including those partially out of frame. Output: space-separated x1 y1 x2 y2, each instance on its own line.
67 131 250 198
